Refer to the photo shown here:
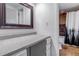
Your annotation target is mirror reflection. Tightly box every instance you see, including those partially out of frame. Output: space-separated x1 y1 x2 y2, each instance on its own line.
6 3 31 25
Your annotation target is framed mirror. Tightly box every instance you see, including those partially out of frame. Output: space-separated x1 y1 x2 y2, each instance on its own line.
0 3 33 29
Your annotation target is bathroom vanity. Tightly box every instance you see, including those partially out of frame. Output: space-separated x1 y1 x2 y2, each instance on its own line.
0 34 52 56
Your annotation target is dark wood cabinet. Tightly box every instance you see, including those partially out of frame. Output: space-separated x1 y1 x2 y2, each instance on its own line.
59 13 66 36
59 24 65 36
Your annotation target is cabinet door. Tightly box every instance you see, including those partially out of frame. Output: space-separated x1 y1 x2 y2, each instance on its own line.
11 49 27 56
29 40 46 56
27 38 52 56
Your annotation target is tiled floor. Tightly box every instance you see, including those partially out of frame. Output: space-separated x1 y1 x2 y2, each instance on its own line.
59 44 79 56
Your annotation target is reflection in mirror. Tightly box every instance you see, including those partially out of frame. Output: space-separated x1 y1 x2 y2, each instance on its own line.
6 3 31 25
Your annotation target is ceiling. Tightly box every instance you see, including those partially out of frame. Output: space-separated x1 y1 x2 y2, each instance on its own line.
59 3 79 12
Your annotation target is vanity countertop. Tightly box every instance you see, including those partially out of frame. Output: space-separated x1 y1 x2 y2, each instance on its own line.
0 34 50 56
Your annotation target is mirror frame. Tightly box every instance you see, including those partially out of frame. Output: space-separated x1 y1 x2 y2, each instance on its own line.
0 3 33 29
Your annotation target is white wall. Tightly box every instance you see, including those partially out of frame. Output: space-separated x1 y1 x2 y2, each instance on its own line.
35 3 59 56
